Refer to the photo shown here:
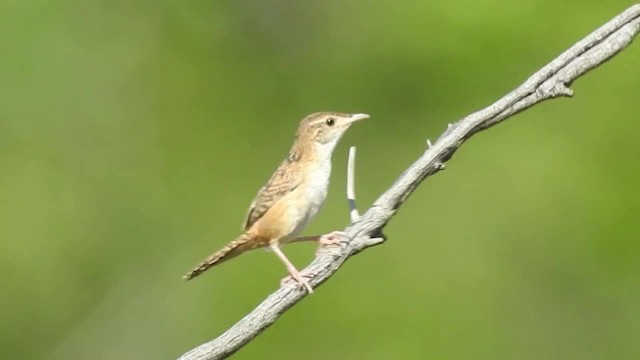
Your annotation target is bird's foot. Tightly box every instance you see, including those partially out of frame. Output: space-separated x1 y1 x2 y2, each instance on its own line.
319 230 347 246
316 231 348 255
280 269 314 294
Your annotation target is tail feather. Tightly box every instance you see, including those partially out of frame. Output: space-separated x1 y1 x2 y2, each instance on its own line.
184 233 256 280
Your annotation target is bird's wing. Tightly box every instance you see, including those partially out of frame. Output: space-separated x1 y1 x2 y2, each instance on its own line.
243 161 302 230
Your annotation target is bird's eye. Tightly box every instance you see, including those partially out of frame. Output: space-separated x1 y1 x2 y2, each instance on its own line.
325 118 335 126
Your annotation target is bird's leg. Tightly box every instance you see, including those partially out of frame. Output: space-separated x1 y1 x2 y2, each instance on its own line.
270 243 313 294
291 231 348 245
288 235 319 243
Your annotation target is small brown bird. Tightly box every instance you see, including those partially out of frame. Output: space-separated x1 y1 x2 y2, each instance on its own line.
184 112 369 292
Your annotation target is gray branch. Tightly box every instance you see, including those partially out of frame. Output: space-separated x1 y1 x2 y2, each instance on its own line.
178 5 640 360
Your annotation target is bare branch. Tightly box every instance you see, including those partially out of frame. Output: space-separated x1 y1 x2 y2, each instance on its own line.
178 5 640 360
347 146 360 222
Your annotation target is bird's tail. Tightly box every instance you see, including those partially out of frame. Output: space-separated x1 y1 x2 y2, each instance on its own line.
183 232 258 280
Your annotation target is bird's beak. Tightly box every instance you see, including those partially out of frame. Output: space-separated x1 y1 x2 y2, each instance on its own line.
348 113 370 123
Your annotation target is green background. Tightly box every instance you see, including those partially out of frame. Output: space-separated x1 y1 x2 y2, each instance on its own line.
1 1 639 359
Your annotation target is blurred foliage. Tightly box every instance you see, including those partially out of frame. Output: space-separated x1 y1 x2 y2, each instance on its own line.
1 1 639 359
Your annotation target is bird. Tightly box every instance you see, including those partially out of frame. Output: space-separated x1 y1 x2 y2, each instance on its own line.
183 112 369 293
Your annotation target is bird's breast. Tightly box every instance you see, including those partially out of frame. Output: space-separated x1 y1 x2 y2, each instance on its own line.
284 160 331 240
304 160 331 216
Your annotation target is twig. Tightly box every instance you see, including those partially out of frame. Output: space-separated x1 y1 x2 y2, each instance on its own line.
347 146 360 222
178 5 640 360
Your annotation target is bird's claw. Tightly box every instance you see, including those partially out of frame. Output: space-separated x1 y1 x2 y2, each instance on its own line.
316 231 348 256
280 271 315 294
318 230 348 247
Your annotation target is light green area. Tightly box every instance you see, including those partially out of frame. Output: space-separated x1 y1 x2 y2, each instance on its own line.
1 1 639 359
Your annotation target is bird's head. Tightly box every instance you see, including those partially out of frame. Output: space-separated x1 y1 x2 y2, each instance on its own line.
296 112 369 150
